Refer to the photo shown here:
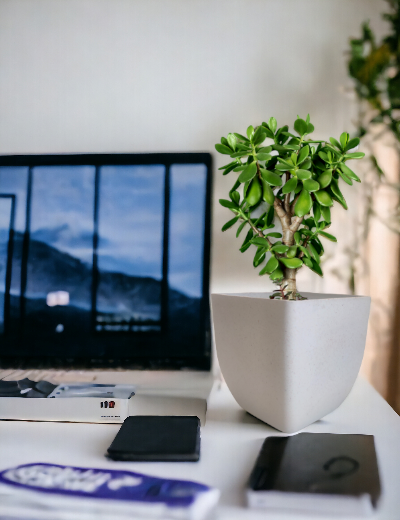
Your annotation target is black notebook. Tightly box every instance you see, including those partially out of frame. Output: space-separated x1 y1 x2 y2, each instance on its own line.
107 416 201 462
247 433 381 515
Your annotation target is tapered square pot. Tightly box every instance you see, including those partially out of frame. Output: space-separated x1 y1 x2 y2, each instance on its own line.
211 292 370 433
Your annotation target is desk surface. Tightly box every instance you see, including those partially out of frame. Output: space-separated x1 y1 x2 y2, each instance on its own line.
0 376 399 520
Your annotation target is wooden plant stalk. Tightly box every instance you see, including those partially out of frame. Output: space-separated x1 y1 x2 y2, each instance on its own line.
216 116 364 299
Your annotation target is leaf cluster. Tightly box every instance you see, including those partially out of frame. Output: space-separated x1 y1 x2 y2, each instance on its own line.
348 0 400 187
348 0 400 143
216 115 364 282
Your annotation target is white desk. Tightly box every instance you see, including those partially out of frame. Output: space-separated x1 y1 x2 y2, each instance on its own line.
0 376 399 520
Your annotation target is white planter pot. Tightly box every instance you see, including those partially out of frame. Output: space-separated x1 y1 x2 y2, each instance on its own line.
211 292 370 433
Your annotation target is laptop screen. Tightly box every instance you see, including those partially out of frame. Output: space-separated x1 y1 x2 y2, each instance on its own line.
0 153 212 370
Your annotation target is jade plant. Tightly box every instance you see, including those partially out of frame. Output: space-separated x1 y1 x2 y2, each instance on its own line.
215 116 364 300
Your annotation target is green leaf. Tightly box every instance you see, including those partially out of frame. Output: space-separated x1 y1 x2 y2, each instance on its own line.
300 158 312 170
294 231 301 245
346 137 360 151
313 201 321 222
298 145 310 164
330 179 344 200
240 242 251 253
234 133 250 144
269 266 284 280
222 163 237 175
318 169 332 189
331 192 348 210
253 127 267 146
282 177 297 194
258 146 272 153
309 258 323 277
257 153 271 161
236 221 247 237
277 157 294 168
260 168 282 187
273 144 300 152
218 161 236 171
219 198 238 209
329 137 341 150
262 180 275 204
251 237 270 247
287 245 297 258
268 117 277 134
230 151 249 158
319 230 337 242
291 152 298 165
259 263 271 276
344 152 365 159
247 125 254 140
230 190 240 204
222 216 239 231
261 124 275 139
294 118 308 136
236 143 250 152
326 145 342 158
338 170 353 185
253 211 266 227
314 190 333 207
253 247 266 267
303 179 320 192
275 163 290 171
264 254 279 274
307 123 314 134
215 143 233 155
312 237 324 255
227 133 237 151
303 257 313 268
321 206 331 223
246 178 262 206
266 204 275 226
294 189 312 217
261 179 275 204
340 163 361 182
280 257 303 269
340 132 349 150
238 162 257 183
308 243 320 264
240 229 253 251
271 244 289 253
318 151 330 162
267 232 282 238
299 245 311 258
297 169 312 180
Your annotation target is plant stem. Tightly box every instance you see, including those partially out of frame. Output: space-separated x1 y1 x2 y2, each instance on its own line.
273 189 304 299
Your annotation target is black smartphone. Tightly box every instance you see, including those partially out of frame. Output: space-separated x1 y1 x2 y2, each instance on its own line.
107 416 201 462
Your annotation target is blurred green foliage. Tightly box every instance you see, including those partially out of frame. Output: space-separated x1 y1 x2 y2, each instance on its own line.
348 0 400 145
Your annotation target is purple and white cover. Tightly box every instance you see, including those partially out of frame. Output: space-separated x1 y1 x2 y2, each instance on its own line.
0 462 220 520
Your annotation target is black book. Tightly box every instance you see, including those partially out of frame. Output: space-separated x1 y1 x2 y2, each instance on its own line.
107 415 201 462
247 433 381 515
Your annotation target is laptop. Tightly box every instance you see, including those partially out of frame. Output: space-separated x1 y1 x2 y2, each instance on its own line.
0 153 214 406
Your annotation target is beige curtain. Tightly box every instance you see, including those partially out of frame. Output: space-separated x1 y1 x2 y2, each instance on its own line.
356 124 400 413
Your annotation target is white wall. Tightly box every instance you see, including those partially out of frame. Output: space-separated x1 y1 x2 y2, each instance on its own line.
0 0 387 294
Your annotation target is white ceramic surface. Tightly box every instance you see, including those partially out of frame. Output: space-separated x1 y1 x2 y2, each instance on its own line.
211 292 371 433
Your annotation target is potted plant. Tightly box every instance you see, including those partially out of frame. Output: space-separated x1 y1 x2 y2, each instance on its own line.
211 116 371 433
